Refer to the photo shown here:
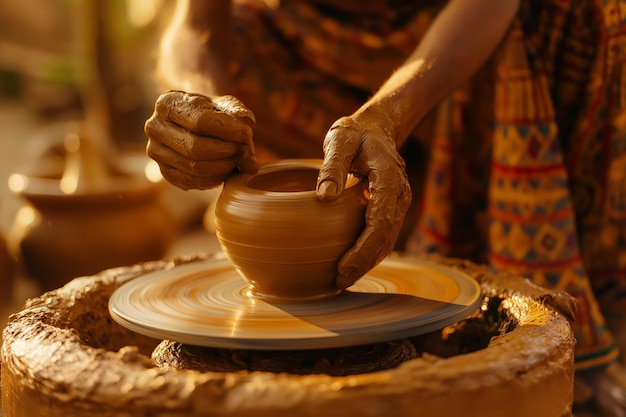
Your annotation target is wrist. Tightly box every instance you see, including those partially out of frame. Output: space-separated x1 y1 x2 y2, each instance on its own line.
352 102 404 148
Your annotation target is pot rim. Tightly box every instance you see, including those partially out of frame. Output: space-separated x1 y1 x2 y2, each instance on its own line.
8 173 163 203
228 158 364 197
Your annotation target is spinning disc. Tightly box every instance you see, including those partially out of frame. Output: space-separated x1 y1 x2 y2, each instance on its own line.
109 256 481 350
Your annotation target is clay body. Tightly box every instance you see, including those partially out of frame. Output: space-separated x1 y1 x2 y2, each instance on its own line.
215 159 369 301
11 176 175 290
7 122 177 290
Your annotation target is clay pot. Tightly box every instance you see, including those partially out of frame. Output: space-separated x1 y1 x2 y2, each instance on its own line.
215 159 369 302
8 123 176 291
9 170 176 291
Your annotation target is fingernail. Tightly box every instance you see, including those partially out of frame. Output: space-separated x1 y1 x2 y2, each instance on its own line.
317 179 338 197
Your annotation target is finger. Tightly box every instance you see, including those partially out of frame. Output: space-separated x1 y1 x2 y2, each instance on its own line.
235 137 259 175
316 121 361 200
155 91 258 175
212 95 256 124
146 115 241 160
147 139 237 184
336 168 411 288
157 163 233 190
156 91 254 145
211 95 258 174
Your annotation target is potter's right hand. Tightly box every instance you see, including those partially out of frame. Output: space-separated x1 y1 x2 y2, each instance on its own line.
317 112 412 290
145 90 259 190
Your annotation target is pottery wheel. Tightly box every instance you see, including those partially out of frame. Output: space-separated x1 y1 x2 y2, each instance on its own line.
109 256 482 350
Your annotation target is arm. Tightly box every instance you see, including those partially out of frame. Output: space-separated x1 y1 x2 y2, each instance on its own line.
364 0 520 146
146 0 258 190
317 0 520 288
157 0 232 94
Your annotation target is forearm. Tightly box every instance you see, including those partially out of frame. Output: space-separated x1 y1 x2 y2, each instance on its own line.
359 0 519 147
157 0 231 94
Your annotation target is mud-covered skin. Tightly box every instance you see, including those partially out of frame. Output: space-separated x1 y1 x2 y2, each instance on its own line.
145 90 258 190
145 90 412 291
317 112 412 289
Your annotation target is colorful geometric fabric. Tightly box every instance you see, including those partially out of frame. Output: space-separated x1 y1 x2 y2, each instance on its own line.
408 1 625 370
220 0 626 371
490 23 618 370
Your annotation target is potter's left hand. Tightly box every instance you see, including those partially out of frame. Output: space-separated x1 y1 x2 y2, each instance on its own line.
145 91 258 190
317 111 412 289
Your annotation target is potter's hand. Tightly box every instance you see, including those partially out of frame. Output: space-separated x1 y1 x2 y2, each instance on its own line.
145 90 258 190
317 113 412 289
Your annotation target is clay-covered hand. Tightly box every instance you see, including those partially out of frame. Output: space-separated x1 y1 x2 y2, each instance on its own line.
316 111 412 289
145 90 258 190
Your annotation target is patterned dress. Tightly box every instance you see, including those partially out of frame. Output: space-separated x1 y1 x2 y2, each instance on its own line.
222 0 626 371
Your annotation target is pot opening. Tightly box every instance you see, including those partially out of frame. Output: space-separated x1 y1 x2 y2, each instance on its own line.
248 168 318 192
247 167 362 193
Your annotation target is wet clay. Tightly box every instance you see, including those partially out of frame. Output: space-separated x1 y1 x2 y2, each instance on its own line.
215 159 369 301
152 338 418 376
317 116 413 288
2 253 576 417
145 91 259 191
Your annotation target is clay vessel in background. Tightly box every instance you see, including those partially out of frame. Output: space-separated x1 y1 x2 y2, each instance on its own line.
215 159 369 302
11 176 175 292
8 123 176 292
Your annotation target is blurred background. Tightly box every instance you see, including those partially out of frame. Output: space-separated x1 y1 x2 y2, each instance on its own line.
0 0 220 324
0 0 168 147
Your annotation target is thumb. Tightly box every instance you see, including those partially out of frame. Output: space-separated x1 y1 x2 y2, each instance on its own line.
316 122 359 201
316 153 349 201
236 141 260 175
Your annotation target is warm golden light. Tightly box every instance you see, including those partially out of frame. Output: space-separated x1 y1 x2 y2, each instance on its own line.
145 160 163 183
126 0 162 27
64 133 81 153
8 173 28 193
14 206 37 227
59 175 79 195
